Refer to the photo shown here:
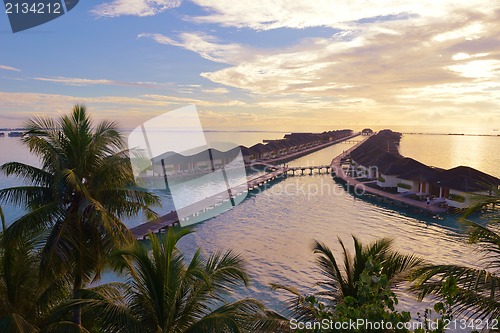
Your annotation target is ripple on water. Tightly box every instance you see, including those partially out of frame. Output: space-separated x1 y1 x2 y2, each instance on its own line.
177 174 484 320
0 136 493 331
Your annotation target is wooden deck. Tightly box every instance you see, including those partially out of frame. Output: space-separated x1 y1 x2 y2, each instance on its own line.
130 136 448 240
130 210 180 239
330 141 448 215
130 162 342 239
250 133 360 166
130 136 363 239
130 166 300 239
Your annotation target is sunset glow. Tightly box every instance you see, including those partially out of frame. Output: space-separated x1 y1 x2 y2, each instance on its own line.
1 0 499 132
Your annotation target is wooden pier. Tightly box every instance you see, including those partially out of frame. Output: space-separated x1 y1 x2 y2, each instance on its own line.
340 140 362 144
284 165 332 175
330 141 448 215
129 135 364 240
250 133 360 166
130 164 335 239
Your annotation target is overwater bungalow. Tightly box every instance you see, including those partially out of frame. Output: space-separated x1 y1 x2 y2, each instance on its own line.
347 130 500 210
251 143 273 160
265 140 288 157
240 146 256 164
286 139 301 153
396 165 441 194
138 129 356 177
432 166 500 209
284 133 321 147
377 158 433 191
362 128 374 136
8 131 23 137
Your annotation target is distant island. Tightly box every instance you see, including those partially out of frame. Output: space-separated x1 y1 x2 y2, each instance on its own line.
402 132 500 137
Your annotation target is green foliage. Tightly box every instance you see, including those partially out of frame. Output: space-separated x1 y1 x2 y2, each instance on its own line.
280 255 489 333
397 183 412 190
0 105 160 326
61 229 287 333
332 259 412 332
378 176 386 182
312 236 422 304
414 277 458 333
448 193 466 203
0 225 71 332
0 107 286 332
283 259 412 333
274 237 422 332
411 186 500 323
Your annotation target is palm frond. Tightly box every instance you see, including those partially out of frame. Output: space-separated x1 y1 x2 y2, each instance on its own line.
1 162 52 186
312 240 346 302
461 219 500 269
411 264 500 320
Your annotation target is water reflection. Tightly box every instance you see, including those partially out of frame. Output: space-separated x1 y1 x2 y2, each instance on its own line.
177 173 483 315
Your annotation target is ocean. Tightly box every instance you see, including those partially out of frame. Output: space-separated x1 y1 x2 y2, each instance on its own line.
0 132 499 330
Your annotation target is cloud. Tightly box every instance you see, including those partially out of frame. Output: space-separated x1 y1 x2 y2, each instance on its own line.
33 76 170 88
0 91 254 129
447 59 500 79
0 91 163 128
189 0 496 30
5 1 500 131
0 65 21 72
184 10 500 98
202 87 229 94
141 94 246 107
91 0 181 17
143 5 500 129
0 91 162 111
138 32 247 63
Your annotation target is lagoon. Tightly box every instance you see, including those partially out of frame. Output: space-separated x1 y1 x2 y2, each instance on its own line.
0 132 499 329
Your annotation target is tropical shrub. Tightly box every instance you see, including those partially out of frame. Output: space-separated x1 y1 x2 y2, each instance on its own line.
58 228 287 333
448 193 466 203
0 105 160 326
411 186 500 322
397 183 412 190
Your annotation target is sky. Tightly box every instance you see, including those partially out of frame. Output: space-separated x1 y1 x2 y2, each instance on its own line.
0 0 499 133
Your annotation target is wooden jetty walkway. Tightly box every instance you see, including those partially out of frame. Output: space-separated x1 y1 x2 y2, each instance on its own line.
130 135 364 239
130 164 334 239
330 141 448 215
250 133 360 166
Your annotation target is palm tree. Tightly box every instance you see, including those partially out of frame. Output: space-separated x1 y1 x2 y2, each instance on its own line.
63 228 285 332
274 236 423 320
0 206 72 332
0 105 159 327
314 236 422 303
411 187 500 320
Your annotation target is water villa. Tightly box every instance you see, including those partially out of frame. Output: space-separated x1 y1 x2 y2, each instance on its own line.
7 131 24 137
136 129 356 178
243 130 354 164
343 130 500 210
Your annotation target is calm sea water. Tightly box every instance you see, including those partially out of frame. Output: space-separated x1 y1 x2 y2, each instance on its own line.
400 134 500 177
1 132 499 329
